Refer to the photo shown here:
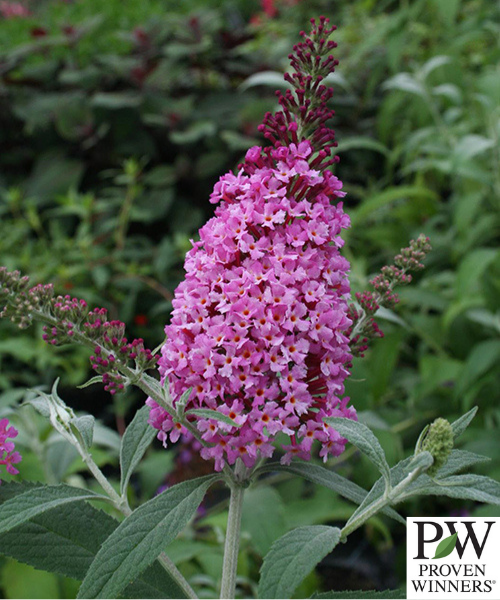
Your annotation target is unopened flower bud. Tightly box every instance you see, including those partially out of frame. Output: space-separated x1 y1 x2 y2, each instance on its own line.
421 417 454 476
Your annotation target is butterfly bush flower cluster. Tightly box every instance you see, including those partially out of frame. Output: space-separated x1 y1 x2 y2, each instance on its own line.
0 419 21 481
147 17 357 470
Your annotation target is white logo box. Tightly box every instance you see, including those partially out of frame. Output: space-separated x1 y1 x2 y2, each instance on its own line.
407 517 499 599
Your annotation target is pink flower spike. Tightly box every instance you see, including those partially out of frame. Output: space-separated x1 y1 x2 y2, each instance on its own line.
0 418 21 482
147 19 355 471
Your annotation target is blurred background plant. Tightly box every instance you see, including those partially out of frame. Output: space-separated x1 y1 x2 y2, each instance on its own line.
0 0 499 597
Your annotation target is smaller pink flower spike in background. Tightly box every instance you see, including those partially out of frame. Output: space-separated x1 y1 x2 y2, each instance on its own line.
147 17 357 470
0 418 21 481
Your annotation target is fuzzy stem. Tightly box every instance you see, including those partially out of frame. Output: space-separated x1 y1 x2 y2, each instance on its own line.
340 464 426 539
220 465 246 599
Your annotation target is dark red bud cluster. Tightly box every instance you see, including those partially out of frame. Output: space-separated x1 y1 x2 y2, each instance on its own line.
90 347 124 395
394 235 431 271
0 267 158 396
258 16 340 168
0 271 50 329
355 291 380 315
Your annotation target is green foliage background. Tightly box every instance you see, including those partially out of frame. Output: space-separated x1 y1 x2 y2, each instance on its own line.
0 0 499 597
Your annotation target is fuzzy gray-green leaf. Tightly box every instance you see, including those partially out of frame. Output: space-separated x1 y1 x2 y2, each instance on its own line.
258 526 341 599
324 417 391 487
450 407 478 439
71 415 95 450
120 404 156 495
186 408 243 428
78 475 219 599
0 485 107 535
0 483 187 598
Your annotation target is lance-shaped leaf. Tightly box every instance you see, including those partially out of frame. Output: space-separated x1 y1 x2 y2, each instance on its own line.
0 485 108 535
402 474 500 505
436 449 490 478
77 376 103 389
78 475 220 599
120 404 156 495
433 533 458 560
71 415 95 450
324 417 391 488
186 408 243 428
450 407 478 439
258 462 405 525
0 483 187 599
258 526 341 599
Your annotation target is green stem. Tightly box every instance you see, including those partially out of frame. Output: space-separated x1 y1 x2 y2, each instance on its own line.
220 468 245 599
158 553 198 600
340 464 426 539
115 181 139 251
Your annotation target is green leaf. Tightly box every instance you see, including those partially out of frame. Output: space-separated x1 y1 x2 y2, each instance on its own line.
312 589 404 599
419 55 452 79
78 475 220 599
71 415 95 450
0 483 187 599
324 417 391 488
240 71 291 91
143 165 176 187
24 151 84 202
350 186 438 226
452 135 495 161
175 387 193 414
91 92 142 109
259 526 341 599
120 404 156 495
169 121 216 145
436 449 490 478
259 462 404 525
455 340 500 398
450 407 478 439
408 451 435 472
382 73 427 97
93 422 121 454
241 487 286 556
430 0 461 25
406 474 500 505
433 533 458 559
186 408 243 428
337 136 389 156
77 375 103 389
0 485 108 535
23 394 51 418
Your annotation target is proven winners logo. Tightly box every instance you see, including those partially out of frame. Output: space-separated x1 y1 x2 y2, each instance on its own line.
407 517 499 599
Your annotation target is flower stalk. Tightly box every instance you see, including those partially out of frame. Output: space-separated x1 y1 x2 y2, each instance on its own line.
220 461 246 599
